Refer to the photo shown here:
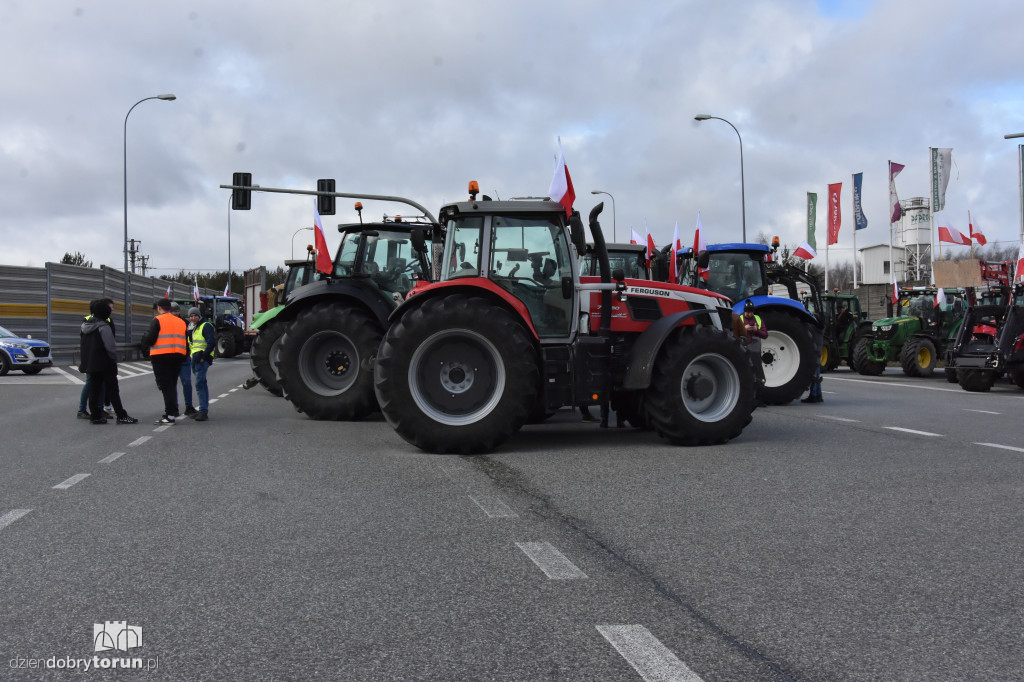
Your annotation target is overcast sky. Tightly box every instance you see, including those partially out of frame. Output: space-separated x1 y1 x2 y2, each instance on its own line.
2 0 1022 279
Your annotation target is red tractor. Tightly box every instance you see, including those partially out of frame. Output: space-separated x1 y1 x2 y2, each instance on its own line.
373 184 757 454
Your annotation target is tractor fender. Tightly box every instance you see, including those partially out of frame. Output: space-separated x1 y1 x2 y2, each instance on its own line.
250 305 284 331
621 308 722 390
390 278 542 340
279 278 398 328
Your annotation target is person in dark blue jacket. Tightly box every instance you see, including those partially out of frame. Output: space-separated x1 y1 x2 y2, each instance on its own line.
79 299 137 424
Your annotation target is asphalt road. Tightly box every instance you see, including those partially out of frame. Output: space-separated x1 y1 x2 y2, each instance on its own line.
2 359 1024 681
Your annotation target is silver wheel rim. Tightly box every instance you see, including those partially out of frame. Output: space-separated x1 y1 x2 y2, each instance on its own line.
408 329 505 426
679 352 741 422
760 330 801 388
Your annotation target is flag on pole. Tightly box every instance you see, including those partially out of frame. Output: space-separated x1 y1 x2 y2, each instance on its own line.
313 200 333 275
693 212 708 281
670 221 681 283
827 182 842 245
223 281 230 297
807 192 818 250
937 225 971 245
934 286 947 309
193 279 200 303
969 212 987 245
1017 242 1024 282
548 137 575 218
165 284 172 299
853 173 868 231
630 229 643 245
645 225 655 268
892 275 899 306
793 241 817 260
889 161 905 222
930 148 953 212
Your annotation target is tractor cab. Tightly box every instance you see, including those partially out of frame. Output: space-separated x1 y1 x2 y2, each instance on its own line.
334 218 431 301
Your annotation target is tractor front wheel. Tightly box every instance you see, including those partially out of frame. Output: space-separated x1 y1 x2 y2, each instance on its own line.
901 337 937 377
374 295 538 454
249 320 287 396
645 325 755 446
853 335 885 376
958 368 997 392
756 311 817 405
277 303 382 420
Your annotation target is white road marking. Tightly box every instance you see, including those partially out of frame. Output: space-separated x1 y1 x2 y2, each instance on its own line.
50 366 84 385
229 388 239 392
976 442 1024 453
53 474 90 490
469 495 518 518
885 427 942 437
209 398 219 404
0 509 31 531
829 376 964 393
965 409 1000 415
515 542 588 579
217 393 229 398
820 415 859 422
596 624 704 682
154 425 172 432
98 452 126 464
128 436 152 447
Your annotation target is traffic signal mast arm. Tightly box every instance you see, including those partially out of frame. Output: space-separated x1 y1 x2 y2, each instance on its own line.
220 181 439 225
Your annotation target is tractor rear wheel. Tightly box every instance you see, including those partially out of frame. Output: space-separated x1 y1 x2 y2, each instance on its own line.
277 303 382 420
901 337 937 377
756 311 817 405
958 368 997 392
374 295 538 454
216 331 237 359
944 367 958 383
1011 368 1024 390
645 325 755 446
853 335 885 375
249 320 286 396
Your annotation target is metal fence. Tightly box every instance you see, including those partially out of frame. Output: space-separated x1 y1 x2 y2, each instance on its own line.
0 263 220 364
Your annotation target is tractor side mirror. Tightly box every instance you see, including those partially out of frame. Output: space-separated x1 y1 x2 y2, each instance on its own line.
697 252 710 269
410 229 426 254
569 211 587 254
612 268 625 282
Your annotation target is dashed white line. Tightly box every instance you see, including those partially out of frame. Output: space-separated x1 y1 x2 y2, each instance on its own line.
884 427 942 437
98 452 127 464
153 425 172 432
229 388 239 392
965 409 1001 415
976 442 1024 453
53 474 90 490
469 495 518 518
209 398 219 404
0 509 31 531
515 542 588 579
49 366 84 385
128 436 152 447
820 415 859 422
597 624 704 682
217 393 230 398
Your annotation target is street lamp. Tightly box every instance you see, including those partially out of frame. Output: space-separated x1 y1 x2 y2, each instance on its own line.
694 113 746 242
1007 132 1024 243
590 190 617 242
123 93 176 343
292 227 314 259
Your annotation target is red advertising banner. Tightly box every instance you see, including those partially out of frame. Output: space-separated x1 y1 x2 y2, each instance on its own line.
827 182 842 246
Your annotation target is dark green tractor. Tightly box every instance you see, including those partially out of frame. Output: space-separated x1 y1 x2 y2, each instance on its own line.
853 287 966 377
804 292 872 372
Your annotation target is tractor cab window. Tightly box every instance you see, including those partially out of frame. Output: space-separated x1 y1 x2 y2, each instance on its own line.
442 217 482 280
489 215 573 338
364 230 419 296
705 252 764 302
215 299 239 319
335 232 361 277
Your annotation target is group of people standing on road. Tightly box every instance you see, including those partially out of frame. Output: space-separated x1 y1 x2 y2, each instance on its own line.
78 298 216 425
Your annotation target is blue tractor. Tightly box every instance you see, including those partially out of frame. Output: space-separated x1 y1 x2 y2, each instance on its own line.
679 242 824 405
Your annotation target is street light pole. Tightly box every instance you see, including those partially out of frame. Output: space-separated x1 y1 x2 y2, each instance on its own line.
590 190 617 242
292 227 314 259
1007 133 1024 244
695 114 746 242
123 93 176 343
227 195 232 296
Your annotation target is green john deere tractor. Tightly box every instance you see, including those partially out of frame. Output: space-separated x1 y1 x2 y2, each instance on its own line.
804 291 873 372
853 287 966 377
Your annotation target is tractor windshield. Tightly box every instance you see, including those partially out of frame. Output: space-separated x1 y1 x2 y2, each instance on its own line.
704 252 765 302
363 229 422 295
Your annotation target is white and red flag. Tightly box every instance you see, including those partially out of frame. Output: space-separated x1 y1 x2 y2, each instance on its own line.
938 225 971 245
1016 242 1024 282
193 280 200 303
645 224 656 268
223 281 230 297
670 221 681 283
934 287 947 308
165 284 172 299
889 161 905 223
969 212 987 245
793 241 817 260
313 200 333 275
892 276 899 307
548 137 575 218
630 229 643 245
693 212 708 281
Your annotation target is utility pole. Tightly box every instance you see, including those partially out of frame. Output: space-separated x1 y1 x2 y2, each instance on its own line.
128 239 141 273
138 254 150 276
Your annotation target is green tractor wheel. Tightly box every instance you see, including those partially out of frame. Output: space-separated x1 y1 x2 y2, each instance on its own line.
900 337 937 377
853 335 885 376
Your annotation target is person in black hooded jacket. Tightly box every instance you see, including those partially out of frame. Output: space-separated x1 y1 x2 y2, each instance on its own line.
79 299 137 425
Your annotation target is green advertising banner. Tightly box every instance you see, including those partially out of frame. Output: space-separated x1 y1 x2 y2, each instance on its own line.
807 192 818 250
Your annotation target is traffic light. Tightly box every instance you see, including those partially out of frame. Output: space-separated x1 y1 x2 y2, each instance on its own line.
317 179 336 215
232 172 252 210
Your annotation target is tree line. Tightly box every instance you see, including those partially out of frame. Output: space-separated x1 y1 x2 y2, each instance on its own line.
60 252 288 294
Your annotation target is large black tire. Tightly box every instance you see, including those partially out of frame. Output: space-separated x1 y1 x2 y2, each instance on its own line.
958 368 997 392
216 331 237 359
853 335 885 376
900 337 937 377
944 367 958 383
645 325 755 445
374 295 538 454
0 352 10 376
277 303 382 420
756 311 817 405
1011 368 1024 390
821 339 841 373
21 366 43 375
249 320 287 396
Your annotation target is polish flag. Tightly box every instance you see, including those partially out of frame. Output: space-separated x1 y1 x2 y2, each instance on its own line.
934 287 947 308
938 225 971 245
313 200 333 275
793 241 817 260
193 280 200 303
969 212 987 246
1016 243 1024 282
892 276 899 307
889 161 905 223
165 284 172 299
548 137 575 218
670 221 681 283
223 281 230 297
645 226 656 268
693 212 709 281
630 229 643 245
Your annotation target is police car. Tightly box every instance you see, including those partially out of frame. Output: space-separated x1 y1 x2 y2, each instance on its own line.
0 324 52 375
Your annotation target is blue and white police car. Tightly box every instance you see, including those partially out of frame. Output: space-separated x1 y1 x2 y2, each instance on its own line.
0 324 52 375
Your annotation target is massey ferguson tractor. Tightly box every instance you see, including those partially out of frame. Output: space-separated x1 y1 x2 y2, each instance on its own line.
372 184 757 454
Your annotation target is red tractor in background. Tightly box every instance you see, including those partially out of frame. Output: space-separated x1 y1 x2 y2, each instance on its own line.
373 183 757 454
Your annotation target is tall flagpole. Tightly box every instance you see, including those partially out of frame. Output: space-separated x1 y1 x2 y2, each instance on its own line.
888 161 895 287
852 173 857 290
928 148 937 285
